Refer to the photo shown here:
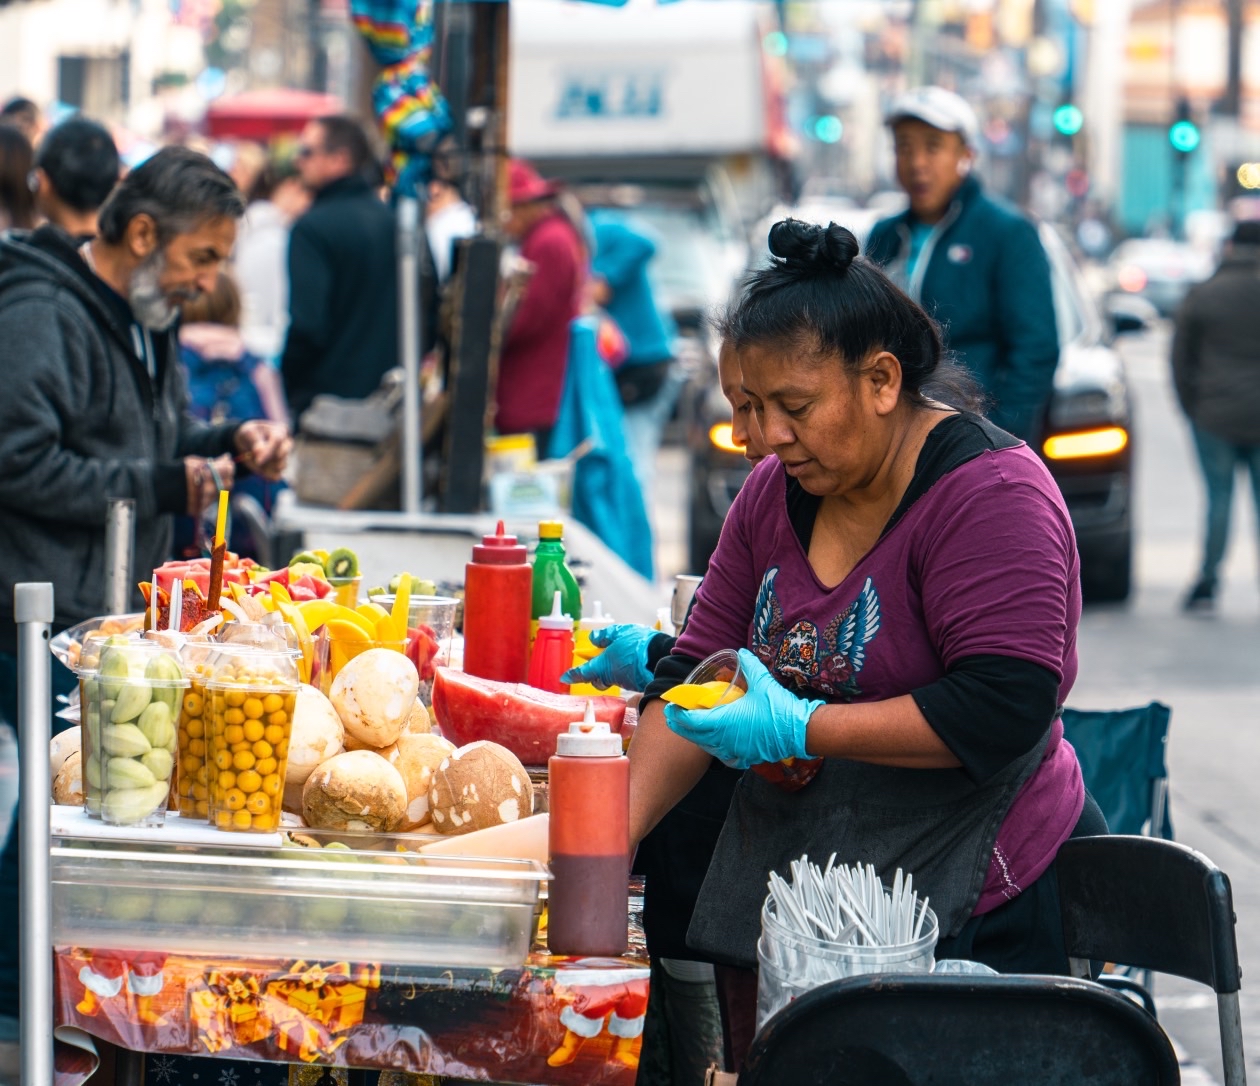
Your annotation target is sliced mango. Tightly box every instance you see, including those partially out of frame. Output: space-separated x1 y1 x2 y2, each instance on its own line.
276 601 314 685
390 573 412 644
298 599 375 638
661 681 745 711
269 581 293 607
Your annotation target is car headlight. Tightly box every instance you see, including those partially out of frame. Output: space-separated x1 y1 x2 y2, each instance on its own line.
1043 426 1129 460
709 422 745 454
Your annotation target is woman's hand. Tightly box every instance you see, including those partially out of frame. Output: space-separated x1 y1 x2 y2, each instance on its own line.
663 648 823 770
561 623 658 691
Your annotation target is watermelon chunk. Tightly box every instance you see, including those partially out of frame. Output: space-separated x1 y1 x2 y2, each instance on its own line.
431 667 625 766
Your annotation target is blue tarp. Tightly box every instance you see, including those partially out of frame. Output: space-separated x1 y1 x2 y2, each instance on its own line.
548 318 655 580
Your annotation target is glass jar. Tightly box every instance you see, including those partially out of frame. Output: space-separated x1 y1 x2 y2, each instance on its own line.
205 647 300 832
80 637 187 826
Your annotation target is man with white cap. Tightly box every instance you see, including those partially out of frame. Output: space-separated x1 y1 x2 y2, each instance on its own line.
866 86 1058 442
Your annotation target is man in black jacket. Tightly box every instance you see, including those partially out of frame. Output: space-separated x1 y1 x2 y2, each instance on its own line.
0 146 289 1060
1172 220 1260 611
282 115 398 424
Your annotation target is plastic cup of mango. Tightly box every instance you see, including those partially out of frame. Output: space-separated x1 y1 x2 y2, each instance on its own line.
203 646 300 832
661 649 748 710
78 638 188 827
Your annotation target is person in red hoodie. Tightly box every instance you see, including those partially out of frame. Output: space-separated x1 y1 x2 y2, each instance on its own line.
497 159 586 453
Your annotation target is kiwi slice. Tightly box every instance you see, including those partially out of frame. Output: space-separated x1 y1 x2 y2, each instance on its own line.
387 572 412 594
326 547 360 580
288 551 323 568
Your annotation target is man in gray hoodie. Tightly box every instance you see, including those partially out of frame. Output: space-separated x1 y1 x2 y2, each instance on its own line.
0 145 289 1057
1172 220 1260 612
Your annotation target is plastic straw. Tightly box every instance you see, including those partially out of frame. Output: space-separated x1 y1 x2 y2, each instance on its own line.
150 571 159 630
169 580 183 632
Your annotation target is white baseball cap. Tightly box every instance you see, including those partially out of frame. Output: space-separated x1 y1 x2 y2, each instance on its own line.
887 86 981 148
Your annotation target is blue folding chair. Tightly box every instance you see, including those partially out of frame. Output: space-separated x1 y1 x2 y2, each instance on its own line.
1061 702 1173 840
1060 702 1173 1007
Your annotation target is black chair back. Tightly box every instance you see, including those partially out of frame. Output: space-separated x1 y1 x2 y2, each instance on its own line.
1057 835 1245 1085
741 974 1180 1086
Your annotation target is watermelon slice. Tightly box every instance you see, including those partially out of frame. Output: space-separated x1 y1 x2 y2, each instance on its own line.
431 668 626 766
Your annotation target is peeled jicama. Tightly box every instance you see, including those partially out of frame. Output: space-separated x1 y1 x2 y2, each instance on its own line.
329 648 419 749
286 685 345 787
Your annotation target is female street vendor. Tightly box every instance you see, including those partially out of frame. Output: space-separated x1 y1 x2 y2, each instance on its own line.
628 219 1106 1064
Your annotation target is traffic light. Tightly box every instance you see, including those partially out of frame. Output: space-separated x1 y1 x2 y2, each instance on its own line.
1053 103 1084 138
1169 98 1200 154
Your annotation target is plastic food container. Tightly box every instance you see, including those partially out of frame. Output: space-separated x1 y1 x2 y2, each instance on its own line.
79 639 188 827
369 594 459 704
50 832 549 969
205 647 300 832
755 893 938 1029
174 642 216 820
684 649 748 703
51 613 146 672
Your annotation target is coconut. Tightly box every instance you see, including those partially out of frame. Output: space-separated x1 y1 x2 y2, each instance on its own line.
403 698 432 735
50 727 81 779
329 649 419 749
301 749 408 833
53 749 84 806
428 741 531 837
286 686 345 786
381 733 455 830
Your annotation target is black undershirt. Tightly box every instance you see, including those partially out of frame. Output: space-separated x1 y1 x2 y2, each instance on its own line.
645 413 1063 785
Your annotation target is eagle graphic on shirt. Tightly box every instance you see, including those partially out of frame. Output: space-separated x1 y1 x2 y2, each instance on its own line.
751 566 881 699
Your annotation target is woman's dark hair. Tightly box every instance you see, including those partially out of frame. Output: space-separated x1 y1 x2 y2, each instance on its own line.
246 155 299 204
35 116 120 212
717 219 983 411
0 125 36 231
97 145 245 245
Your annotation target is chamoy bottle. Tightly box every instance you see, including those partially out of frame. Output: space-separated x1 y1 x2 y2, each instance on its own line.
527 591 574 694
464 520 532 683
531 520 581 643
548 702 629 957
570 601 618 697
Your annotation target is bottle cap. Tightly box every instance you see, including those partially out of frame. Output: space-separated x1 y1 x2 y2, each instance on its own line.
538 589 573 631
472 520 528 565
578 601 613 632
538 520 564 541
556 701 623 757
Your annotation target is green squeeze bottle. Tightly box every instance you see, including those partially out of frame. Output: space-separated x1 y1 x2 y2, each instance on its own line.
531 520 582 645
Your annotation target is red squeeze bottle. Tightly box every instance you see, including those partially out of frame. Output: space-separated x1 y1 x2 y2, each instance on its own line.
527 590 574 694
548 702 630 957
463 520 532 683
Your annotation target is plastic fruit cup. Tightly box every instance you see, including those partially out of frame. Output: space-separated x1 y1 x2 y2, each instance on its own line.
205 647 299 832
370 594 458 703
329 576 362 609
174 644 215 820
82 639 188 827
684 649 749 705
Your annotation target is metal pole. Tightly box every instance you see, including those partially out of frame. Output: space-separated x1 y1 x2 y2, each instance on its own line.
103 497 135 615
398 194 424 515
16 582 54 1086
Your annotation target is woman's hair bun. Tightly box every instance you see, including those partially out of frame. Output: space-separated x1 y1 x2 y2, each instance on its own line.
767 219 859 276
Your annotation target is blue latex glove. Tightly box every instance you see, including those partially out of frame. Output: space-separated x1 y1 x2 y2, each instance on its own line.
560 623 658 691
663 648 824 770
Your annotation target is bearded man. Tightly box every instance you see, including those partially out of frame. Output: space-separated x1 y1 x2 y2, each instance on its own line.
0 145 289 1060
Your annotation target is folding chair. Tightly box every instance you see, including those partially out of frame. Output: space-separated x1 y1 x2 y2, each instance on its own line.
740 973 1179 1086
1060 702 1173 839
1058 835 1245 1086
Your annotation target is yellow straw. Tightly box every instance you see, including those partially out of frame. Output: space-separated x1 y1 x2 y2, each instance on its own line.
214 490 229 546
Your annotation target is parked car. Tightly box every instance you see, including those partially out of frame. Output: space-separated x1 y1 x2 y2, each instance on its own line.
685 221 1144 602
1106 238 1213 317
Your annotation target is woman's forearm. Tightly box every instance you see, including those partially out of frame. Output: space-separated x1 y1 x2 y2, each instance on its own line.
628 699 713 848
804 695 961 769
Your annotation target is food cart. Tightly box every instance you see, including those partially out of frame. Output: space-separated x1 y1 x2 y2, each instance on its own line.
18 581 651 1086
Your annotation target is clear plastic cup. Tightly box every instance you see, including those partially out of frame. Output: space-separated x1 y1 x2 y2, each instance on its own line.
205 647 300 832
369 594 459 704
683 649 748 706
174 642 216 820
756 893 938 1029
81 638 187 827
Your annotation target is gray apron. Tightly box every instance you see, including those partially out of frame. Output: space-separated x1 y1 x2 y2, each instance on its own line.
686 729 1051 968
